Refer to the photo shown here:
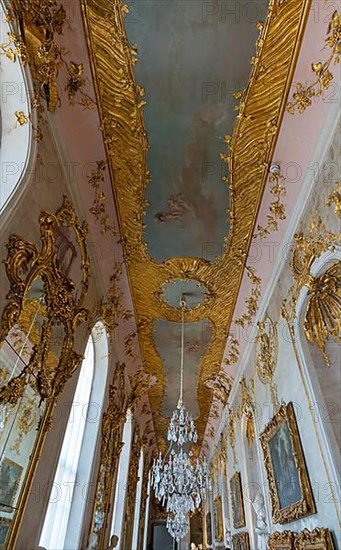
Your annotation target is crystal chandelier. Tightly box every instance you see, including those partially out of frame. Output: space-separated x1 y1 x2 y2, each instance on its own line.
151 298 210 541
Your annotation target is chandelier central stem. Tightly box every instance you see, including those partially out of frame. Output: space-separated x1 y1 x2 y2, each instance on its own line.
178 298 185 408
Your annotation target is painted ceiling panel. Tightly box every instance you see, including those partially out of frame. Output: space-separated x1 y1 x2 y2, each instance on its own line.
125 0 269 261
154 319 213 418
83 0 310 448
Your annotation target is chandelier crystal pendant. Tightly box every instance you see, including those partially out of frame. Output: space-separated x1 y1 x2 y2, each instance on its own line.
151 297 210 542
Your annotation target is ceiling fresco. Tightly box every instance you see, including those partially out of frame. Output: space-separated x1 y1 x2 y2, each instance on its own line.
154 319 212 418
125 0 269 262
82 0 312 449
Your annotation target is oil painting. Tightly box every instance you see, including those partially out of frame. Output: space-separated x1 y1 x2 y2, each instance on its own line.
260 402 315 523
230 471 245 529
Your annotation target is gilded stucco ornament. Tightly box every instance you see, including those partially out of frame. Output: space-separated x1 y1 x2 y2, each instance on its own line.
81 0 312 446
256 316 280 410
7 0 94 142
282 212 339 325
227 409 237 467
254 170 288 239
304 262 340 368
235 266 262 328
327 181 341 218
0 195 90 404
0 196 90 548
88 161 117 236
96 262 133 338
287 9 340 115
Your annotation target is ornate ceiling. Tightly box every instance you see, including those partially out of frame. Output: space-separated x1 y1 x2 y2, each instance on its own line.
82 0 312 449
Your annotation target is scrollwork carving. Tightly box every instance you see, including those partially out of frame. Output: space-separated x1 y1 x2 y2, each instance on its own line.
0 196 90 405
304 262 340 368
256 316 279 410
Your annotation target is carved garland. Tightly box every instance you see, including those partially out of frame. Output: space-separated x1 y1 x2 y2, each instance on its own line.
287 10 340 115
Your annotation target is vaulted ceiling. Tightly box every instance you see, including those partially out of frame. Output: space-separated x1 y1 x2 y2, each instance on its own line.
81 0 312 449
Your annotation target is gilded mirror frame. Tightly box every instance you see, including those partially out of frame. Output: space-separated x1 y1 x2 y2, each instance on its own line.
0 195 90 547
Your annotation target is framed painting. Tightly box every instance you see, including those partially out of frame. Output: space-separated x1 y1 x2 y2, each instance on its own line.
232 531 250 550
268 531 295 549
0 517 11 548
213 496 223 542
0 458 23 512
260 402 315 524
230 471 245 529
294 528 336 549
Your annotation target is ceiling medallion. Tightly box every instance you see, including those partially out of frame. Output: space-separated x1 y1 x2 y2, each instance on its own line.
151 298 210 541
158 278 213 310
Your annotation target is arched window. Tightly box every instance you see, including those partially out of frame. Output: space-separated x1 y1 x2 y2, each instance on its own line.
40 321 108 549
0 0 33 214
110 409 133 543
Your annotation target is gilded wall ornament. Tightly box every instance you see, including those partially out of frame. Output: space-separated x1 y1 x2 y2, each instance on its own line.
0 196 90 548
256 316 280 410
287 10 340 114
204 370 232 405
88 161 116 236
0 195 90 404
326 182 341 218
235 266 262 328
227 410 237 467
97 262 133 338
282 213 339 324
81 0 312 446
254 171 288 239
304 262 340 368
7 0 94 144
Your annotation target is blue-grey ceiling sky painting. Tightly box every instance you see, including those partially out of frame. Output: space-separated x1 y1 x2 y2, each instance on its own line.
153 319 213 418
125 0 269 262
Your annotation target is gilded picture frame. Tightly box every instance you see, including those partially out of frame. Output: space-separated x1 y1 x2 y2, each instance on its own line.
213 496 223 542
0 458 23 513
260 402 315 524
232 531 250 550
230 471 246 529
268 530 295 549
294 528 336 549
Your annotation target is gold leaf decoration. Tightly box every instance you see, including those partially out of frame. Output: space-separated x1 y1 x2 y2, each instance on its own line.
287 10 341 114
88 161 116 235
254 171 288 239
304 262 341 367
